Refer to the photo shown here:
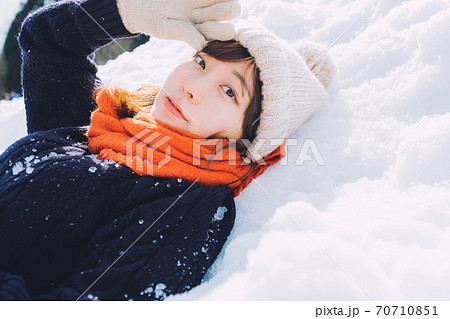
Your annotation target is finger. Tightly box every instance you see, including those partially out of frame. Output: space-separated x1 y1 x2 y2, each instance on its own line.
195 21 236 41
163 20 206 51
191 1 241 24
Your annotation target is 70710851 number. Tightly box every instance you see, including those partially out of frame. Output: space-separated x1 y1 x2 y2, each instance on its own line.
376 306 438 316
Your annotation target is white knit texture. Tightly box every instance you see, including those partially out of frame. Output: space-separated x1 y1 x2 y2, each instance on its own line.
235 25 335 161
116 0 241 50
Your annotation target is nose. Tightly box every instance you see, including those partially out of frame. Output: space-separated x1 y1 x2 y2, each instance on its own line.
182 77 203 103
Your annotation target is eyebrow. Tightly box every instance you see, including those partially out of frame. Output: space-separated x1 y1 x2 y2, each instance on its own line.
231 70 251 100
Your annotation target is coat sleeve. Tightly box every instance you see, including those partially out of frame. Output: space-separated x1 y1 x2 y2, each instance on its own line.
34 179 236 301
18 0 135 133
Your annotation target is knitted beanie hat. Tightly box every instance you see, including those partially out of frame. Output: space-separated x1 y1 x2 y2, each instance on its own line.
235 25 336 162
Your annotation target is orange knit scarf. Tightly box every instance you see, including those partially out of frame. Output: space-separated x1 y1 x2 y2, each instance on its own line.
86 88 285 197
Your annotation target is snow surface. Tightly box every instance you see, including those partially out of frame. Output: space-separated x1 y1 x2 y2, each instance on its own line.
0 0 24 50
1 0 450 300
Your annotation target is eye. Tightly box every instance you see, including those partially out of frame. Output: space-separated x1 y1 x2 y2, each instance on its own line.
222 85 236 100
194 54 205 69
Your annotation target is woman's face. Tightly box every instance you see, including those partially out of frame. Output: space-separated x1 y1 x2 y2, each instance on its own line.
151 53 253 140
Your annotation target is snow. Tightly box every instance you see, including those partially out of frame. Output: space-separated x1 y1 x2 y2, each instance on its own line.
154 283 167 299
11 161 24 175
213 206 228 222
1 0 450 300
0 97 27 153
0 0 24 51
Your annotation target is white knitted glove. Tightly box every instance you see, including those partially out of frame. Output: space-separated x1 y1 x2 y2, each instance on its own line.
116 0 241 50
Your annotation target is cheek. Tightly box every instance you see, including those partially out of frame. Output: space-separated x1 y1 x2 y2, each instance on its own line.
186 108 223 137
210 107 245 137
163 63 190 88
232 114 245 138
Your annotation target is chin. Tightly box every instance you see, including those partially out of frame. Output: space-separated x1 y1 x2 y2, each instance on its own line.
151 100 167 121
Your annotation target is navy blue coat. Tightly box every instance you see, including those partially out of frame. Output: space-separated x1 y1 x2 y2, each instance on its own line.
0 0 235 300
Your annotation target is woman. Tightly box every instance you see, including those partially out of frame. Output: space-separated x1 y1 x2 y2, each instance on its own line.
0 0 334 300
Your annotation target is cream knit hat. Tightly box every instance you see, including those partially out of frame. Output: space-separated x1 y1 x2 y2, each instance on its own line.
235 25 336 162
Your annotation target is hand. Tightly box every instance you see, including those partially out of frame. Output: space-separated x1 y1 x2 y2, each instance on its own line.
116 0 241 50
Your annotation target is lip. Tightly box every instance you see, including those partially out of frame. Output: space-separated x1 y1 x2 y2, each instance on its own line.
164 97 186 120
